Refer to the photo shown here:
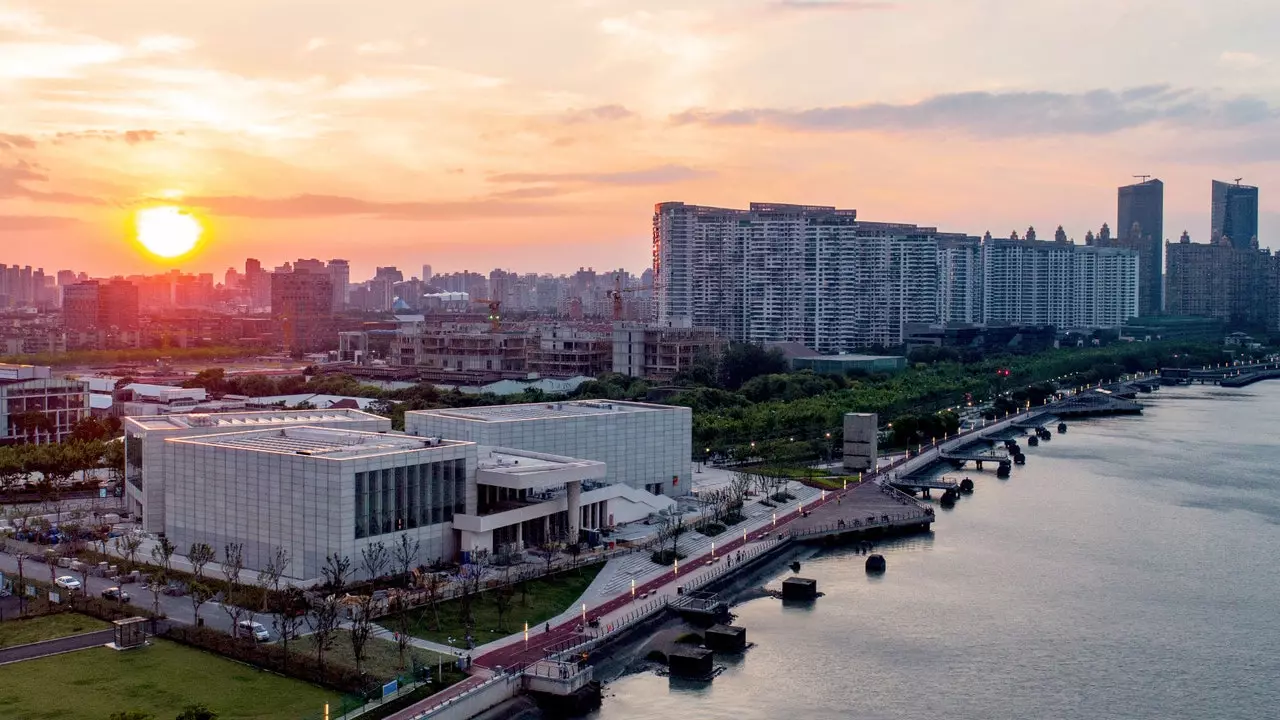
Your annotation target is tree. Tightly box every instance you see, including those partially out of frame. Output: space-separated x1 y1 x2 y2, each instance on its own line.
539 537 559 576
116 534 144 572
151 537 176 573
360 540 390 584
392 596 413 671
321 552 351 592
493 567 515 632
189 582 213 625
272 585 307 672
306 594 341 671
174 704 217 720
392 533 420 586
256 546 291 616
349 593 377 677
220 543 247 636
0 446 26 495
420 569 444 631
188 542 215 579
108 712 155 720
566 537 583 570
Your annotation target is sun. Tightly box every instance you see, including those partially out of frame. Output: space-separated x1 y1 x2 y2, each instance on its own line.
134 206 203 259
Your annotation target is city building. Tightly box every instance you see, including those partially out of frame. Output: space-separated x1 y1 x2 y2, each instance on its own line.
1165 240 1278 330
0 364 90 445
390 324 529 373
936 237 984 324
327 259 350 311
652 201 979 351
62 281 100 331
162 426 472 578
405 400 693 498
904 323 1058 353
980 237 1139 330
527 326 612 378
123 408 390 533
271 269 334 353
1117 178 1164 315
612 322 725 381
1211 180 1260 250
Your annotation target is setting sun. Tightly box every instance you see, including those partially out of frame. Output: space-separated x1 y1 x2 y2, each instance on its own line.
134 206 203 259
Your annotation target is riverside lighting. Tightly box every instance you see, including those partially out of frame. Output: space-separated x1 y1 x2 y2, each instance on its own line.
582 604 586 625
712 541 716 557
674 557 679 576
525 622 529 647
631 578 635 598
772 512 777 526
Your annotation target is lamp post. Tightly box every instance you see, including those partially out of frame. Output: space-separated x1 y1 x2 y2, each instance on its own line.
524 622 529 648
581 603 586 626
711 541 716 558
631 578 635 599
674 557 679 576
772 512 777 527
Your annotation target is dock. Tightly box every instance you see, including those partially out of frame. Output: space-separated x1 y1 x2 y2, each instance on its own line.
788 480 933 542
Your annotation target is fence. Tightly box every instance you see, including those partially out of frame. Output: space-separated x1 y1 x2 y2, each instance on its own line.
406 667 524 720
790 511 932 541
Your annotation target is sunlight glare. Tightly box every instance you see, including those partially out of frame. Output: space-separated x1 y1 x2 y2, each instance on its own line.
134 206 203 259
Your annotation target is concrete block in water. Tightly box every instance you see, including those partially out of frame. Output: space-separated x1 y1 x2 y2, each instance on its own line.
705 624 747 652
782 577 817 600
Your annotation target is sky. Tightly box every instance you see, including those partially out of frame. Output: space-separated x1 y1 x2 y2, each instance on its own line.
3 0 1280 280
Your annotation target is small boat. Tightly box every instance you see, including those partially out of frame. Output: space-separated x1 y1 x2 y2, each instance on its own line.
1058 422 1067 434
1028 435 1040 447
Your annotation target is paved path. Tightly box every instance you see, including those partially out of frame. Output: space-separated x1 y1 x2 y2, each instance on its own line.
382 672 492 720
0 628 115 665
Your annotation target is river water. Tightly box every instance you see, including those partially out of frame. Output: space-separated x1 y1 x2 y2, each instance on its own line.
586 383 1280 720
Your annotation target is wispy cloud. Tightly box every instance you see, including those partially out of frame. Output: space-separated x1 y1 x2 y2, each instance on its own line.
53 129 162 144
184 193 566 219
768 0 897 11
304 37 329 53
0 133 37 150
355 40 405 56
489 164 712 185
0 161 102 204
560 105 635 123
0 214 81 231
673 86 1278 137
1218 51 1267 71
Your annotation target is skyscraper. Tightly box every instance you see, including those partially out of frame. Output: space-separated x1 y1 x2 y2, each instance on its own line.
327 259 350 310
271 269 334 353
1212 180 1260 251
1117 178 1164 315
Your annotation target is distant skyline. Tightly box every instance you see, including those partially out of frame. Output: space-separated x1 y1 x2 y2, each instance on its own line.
3 0 1280 277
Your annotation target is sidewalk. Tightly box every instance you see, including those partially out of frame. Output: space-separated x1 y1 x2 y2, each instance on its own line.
0 628 115 666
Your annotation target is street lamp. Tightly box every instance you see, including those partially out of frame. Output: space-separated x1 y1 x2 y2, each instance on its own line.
631 578 635 599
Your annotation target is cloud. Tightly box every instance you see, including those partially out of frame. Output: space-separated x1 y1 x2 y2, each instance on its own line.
356 40 404 56
136 35 196 54
0 214 81 231
489 164 712 185
0 133 36 149
769 0 897 10
184 193 566 220
52 129 162 144
0 161 102 204
1219 51 1267 71
304 37 330 52
672 86 1279 137
560 105 635 123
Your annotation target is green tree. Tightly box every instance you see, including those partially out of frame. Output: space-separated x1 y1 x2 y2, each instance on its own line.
109 711 155 720
174 704 218 720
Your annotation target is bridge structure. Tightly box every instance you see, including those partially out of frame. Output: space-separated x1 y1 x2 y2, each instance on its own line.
1162 360 1280 385
938 447 1011 471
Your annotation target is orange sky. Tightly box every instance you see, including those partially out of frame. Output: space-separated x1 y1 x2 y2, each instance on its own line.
2 0 1279 280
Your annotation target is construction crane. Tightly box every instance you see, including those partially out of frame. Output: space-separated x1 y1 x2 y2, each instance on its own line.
470 298 502 331
605 274 652 321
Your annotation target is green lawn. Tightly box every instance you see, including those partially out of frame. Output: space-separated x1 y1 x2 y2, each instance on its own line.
293 631 458 682
0 613 111 649
0 639 339 720
397 564 603 648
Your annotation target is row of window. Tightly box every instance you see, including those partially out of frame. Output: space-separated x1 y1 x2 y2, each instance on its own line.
354 460 467 539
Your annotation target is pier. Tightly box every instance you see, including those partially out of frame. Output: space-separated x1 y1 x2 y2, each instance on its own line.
938 448 1011 470
788 481 933 542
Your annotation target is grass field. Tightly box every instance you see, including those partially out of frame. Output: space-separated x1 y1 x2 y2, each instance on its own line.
0 613 110 649
293 631 458 682
0 639 339 720
397 564 603 648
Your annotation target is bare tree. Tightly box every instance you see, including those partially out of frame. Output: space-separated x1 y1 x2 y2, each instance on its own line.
14 550 29 616
348 593 377 677
256 546 291 622
360 541 390 584
566 538 583 569
391 533 420 586
220 543 247 635
539 537 559 576
307 594 341 672
320 552 351 592
420 570 444 631
115 534 143 572
189 582 213 625
493 566 515 632
392 596 413 671
272 585 307 673
150 537 176 573
187 542 214 580
669 516 687 560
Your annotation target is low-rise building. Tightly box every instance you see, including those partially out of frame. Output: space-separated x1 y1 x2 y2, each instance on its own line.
789 354 906 375
123 408 391 532
527 326 611 378
390 325 529 373
612 323 724 381
0 363 90 445
405 399 693 498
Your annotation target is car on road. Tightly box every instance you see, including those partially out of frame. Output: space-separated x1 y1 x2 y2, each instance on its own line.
236 620 270 642
101 587 131 602
54 575 82 591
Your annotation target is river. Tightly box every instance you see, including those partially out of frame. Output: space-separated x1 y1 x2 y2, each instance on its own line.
584 382 1280 720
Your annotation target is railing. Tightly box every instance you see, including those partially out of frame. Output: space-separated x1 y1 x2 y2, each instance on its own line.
407 667 523 720
790 510 933 540
544 595 671 661
679 534 790 594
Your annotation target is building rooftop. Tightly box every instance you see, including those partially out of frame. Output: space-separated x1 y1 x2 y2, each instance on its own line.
168 426 466 459
417 399 672 423
475 447 606 490
794 354 905 361
126 407 385 432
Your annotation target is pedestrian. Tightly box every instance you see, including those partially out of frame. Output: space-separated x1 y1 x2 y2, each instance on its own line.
546 622 551 633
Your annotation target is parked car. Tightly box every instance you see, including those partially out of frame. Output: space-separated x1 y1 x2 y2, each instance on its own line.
54 576 82 591
235 620 270 643
101 587 131 602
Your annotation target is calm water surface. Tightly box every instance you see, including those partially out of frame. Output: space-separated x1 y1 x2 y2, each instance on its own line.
588 383 1280 720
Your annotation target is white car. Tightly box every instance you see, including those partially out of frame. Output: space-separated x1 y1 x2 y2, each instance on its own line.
236 620 270 642
54 576 82 591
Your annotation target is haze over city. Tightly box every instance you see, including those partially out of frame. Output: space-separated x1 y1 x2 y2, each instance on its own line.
2 0 1279 277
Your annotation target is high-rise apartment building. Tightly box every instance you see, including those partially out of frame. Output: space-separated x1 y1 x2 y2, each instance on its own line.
1211 180 1260 251
1117 178 1164 315
1166 239 1278 329
937 237 984 324
98 279 140 329
327 259 350 310
271 269 334 353
980 237 1139 329
653 202 978 350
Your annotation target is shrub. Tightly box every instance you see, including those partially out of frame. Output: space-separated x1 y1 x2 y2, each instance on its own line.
674 632 703 645
163 625 368 695
645 650 668 664
699 523 726 537
650 550 686 566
